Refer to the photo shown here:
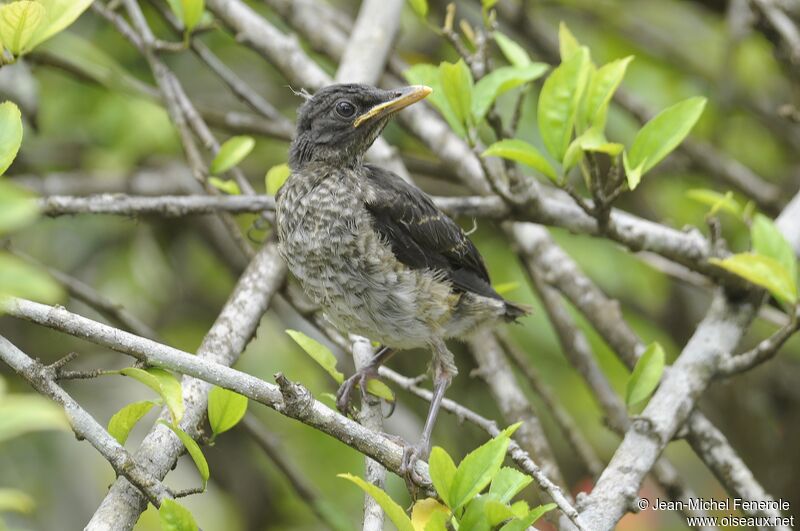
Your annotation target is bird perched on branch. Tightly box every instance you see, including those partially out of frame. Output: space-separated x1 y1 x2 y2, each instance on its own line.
276 83 529 478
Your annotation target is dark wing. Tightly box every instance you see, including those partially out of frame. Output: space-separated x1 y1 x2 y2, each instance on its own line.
363 164 500 300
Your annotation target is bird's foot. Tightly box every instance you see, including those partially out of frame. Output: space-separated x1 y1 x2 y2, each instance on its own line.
399 440 430 487
335 366 379 417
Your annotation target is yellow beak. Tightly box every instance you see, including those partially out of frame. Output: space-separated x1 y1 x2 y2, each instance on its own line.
353 85 432 128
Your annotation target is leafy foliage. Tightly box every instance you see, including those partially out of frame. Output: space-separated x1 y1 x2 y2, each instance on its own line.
340 423 554 530
108 400 158 445
210 135 255 175
207 386 248 437
159 499 199 531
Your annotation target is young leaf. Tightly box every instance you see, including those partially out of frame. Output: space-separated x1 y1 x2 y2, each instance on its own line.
625 342 665 407
580 56 633 128
404 63 465 137
751 213 798 284
410 498 449 531
107 400 157 445
500 503 557 530
494 32 531 67
538 47 590 162
449 423 522 509
365 379 394 402
558 22 581 60
159 499 199 531
208 177 241 195
493 282 520 296
0 253 63 304
161 421 210 488
489 467 532 503
118 368 185 424
0 101 23 176
0 489 35 514
428 446 457 507
27 0 93 50
0 181 38 234
482 139 558 182
0 1 45 56
624 96 706 188
710 254 798 305
686 189 742 217
286 329 344 384
338 473 414 531
208 386 248 436
408 0 428 18
180 0 205 31
0 394 69 443
265 163 290 195
439 60 474 129
423 511 448 531
486 499 516 526
210 135 255 175
471 64 548 122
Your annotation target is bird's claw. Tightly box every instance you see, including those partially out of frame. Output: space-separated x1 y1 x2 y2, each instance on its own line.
335 367 378 417
400 440 429 487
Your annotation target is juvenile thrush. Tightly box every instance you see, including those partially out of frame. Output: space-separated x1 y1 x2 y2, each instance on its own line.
276 84 528 478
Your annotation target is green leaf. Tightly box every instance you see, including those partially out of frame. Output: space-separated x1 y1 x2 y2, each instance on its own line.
208 386 248 436
365 379 394 402
509 500 529 518
624 96 706 188
159 499 199 531
558 22 581 60
0 101 23 176
686 189 742 217
471 64 548 122
710 253 798 305
410 498 449 531
537 47 590 162
579 56 633 130
489 467 532 503
564 127 624 172
0 1 45 56
751 213 798 284
286 329 344 384
0 252 63 304
27 0 93 50
622 152 646 190
439 60 474 129
338 473 414 531
404 63 466 137
265 163 290 196
180 0 205 31
486 499 516 526
160 421 210 488
210 135 255 175
494 32 531 67
428 446 457 507
625 342 665 407
408 0 428 18
500 503 557 530
0 489 34 514
458 495 491 530
0 181 38 234
107 400 157 445
449 423 521 509
208 177 240 195
118 368 185 424
0 394 69 443
482 139 558 182
424 511 448 531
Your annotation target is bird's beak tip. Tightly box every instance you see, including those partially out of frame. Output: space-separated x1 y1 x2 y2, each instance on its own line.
353 85 432 127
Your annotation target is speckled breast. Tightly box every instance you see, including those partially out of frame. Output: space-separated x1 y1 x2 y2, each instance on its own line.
276 168 453 348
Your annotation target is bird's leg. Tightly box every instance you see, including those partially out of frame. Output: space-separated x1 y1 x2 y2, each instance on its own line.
400 339 456 485
336 345 395 416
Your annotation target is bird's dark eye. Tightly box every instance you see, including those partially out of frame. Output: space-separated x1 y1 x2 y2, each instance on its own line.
335 100 356 118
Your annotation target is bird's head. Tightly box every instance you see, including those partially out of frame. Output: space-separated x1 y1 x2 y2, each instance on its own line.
289 83 432 169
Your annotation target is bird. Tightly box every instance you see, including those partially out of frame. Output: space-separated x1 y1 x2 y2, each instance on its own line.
275 83 529 478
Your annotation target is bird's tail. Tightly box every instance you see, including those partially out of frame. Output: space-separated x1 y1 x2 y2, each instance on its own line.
502 300 532 323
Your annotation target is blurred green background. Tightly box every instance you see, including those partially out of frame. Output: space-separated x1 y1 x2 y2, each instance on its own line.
1 0 799 529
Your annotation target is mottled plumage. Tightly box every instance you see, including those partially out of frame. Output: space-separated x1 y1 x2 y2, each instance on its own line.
275 84 529 476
